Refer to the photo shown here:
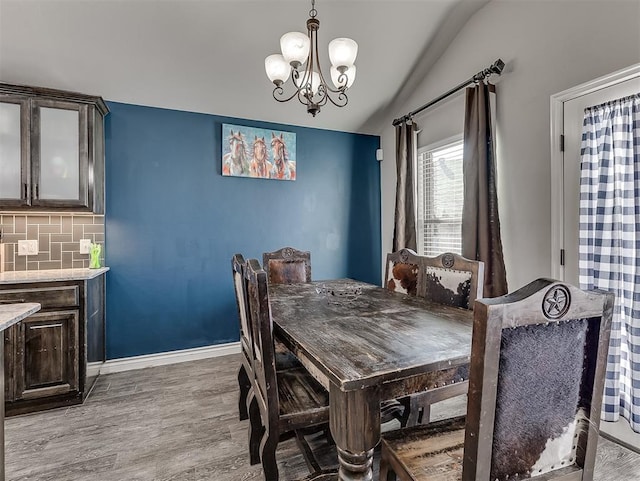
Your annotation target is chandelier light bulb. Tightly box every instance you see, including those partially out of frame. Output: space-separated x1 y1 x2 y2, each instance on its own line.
265 54 291 85
330 65 356 89
301 71 322 96
328 38 358 69
280 32 310 68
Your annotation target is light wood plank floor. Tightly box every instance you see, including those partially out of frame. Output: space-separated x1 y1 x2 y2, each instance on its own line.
5 354 640 480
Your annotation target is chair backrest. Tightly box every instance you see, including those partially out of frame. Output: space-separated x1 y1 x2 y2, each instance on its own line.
245 258 279 432
463 279 614 481
385 248 423 296
422 252 484 309
232 254 252 364
263 246 311 285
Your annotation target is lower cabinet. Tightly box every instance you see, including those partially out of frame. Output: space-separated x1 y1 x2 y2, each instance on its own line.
17 310 79 401
0 276 105 415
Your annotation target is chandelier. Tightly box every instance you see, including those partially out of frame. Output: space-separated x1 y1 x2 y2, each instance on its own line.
264 0 358 117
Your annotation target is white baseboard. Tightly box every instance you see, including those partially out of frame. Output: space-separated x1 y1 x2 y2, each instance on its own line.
87 362 102 378
96 342 241 375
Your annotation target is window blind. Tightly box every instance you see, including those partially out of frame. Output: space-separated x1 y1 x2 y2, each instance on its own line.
417 140 464 257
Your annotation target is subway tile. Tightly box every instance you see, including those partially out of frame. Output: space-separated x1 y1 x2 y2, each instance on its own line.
72 216 94 225
0 213 104 272
27 215 49 225
50 234 72 243
3 262 14 272
26 225 38 239
39 260 62 270
61 242 79 252
40 224 62 234
83 224 104 234
31 252 50 262
14 216 26 234
15 255 26 271
50 243 61 261
61 252 73 268
3 233 26 243
39 234 50 253
72 260 85 268
73 225 84 242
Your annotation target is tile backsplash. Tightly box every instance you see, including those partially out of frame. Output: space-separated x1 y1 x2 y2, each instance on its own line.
0 214 104 272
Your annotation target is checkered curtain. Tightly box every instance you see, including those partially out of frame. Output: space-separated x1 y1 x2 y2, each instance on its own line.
579 93 640 433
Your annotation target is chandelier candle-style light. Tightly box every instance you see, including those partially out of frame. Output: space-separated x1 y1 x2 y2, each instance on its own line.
264 0 358 116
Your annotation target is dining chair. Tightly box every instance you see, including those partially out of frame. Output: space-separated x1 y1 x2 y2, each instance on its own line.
263 246 311 285
400 252 484 426
422 252 484 310
232 253 253 421
385 248 423 296
262 246 311 372
233 254 301 422
379 278 614 481
245 258 332 481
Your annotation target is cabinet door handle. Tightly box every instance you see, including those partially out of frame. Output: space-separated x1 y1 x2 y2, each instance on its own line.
0 299 25 304
23 183 28 200
34 184 39 199
30 324 63 330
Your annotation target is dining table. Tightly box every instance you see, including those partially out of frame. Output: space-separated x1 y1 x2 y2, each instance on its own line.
269 279 474 481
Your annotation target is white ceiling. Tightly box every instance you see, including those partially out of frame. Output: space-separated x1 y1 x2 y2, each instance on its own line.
0 0 485 134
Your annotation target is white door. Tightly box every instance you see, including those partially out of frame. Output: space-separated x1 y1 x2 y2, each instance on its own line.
562 78 640 284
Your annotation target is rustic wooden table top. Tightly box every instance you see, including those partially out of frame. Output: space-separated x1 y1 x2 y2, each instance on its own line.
269 279 474 392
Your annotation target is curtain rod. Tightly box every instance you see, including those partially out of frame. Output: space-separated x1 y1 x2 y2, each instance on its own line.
392 58 505 127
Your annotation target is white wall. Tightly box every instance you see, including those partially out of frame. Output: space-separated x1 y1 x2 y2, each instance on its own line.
379 0 640 290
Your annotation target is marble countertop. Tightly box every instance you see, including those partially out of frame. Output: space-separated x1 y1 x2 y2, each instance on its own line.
0 303 41 331
0 267 110 285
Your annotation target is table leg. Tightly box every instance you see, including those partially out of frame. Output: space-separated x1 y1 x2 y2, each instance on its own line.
329 383 380 481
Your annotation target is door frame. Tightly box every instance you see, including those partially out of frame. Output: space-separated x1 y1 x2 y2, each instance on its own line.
549 63 640 280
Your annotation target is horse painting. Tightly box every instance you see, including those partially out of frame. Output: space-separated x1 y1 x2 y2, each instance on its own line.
222 130 250 176
270 133 296 181
222 124 296 181
249 136 272 178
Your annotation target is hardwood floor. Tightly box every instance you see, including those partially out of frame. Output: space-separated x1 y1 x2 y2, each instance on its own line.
5 354 640 480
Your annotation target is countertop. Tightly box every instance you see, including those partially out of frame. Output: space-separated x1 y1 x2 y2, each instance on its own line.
0 302 41 331
0 267 110 285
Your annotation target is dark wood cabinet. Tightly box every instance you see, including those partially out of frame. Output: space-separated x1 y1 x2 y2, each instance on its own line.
16 310 79 400
0 276 105 415
0 83 108 214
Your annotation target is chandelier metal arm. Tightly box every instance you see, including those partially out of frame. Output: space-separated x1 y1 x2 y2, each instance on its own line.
272 85 302 104
325 90 348 108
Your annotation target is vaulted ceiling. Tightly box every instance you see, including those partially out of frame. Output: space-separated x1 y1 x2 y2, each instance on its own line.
0 0 488 134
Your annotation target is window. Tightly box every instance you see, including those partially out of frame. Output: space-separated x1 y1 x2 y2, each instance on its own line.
417 136 464 257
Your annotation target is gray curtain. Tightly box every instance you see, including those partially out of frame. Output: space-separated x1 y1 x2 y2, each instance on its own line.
393 121 418 251
461 82 508 297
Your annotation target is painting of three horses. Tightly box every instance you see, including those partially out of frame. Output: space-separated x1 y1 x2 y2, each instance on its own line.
222 123 296 181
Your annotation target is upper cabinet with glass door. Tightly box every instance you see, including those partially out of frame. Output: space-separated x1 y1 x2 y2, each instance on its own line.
0 83 108 213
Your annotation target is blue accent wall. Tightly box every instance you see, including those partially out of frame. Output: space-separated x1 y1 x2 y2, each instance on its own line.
104 102 381 359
